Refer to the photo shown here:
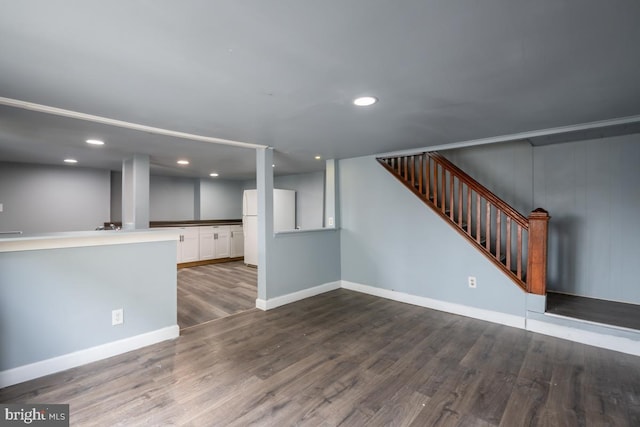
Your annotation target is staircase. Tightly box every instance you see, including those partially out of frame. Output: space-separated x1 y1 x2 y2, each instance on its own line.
377 151 550 295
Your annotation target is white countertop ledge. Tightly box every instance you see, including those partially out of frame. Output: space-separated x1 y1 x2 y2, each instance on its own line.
0 229 180 253
275 227 338 236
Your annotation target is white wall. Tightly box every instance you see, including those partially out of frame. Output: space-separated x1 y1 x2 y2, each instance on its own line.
0 161 110 234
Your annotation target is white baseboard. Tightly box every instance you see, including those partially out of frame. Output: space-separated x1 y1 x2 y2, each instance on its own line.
341 280 526 329
0 325 179 388
255 281 342 311
526 319 640 356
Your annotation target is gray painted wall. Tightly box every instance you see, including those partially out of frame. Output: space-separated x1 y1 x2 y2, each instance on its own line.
113 173 244 221
442 140 534 215
110 171 122 222
149 175 196 221
268 230 341 298
0 240 177 370
245 171 325 229
339 155 527 316
255 149 341 301
439 135 640 304
0 162 110 234
533 135 640 303
199 178 243 219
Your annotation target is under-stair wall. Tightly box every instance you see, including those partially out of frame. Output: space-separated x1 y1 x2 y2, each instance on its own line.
376 151 549 295
339 155 529 322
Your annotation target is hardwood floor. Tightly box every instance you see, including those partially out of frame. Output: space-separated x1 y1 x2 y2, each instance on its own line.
178 261 257 329
547 291 640 330
2 290 640 426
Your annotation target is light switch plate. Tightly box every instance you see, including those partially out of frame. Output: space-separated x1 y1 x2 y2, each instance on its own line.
0 203 3 212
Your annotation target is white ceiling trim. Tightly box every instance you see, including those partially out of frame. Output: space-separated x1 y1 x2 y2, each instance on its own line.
0 97 267 150
377 114 640 157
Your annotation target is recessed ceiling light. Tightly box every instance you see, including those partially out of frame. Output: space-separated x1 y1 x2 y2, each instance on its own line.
86 139 104 145
272 164 275 167
209 173 219 177
177 159 189 165
314 155 322 160
353 96 378 107
64 158 78 164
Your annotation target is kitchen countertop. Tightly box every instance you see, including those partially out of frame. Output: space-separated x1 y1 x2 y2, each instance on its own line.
105 220 243 228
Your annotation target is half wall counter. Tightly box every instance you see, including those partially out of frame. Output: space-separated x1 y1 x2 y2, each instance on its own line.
0 229 179 388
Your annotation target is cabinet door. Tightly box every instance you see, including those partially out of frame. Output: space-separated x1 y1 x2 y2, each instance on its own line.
181 228 200 262
214 226 230 259
230 228 244 258
199 227 215 260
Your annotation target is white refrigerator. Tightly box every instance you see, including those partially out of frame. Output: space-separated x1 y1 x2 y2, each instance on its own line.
242 189 296 266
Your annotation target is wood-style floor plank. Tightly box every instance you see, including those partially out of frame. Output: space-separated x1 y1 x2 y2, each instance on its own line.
177 261 257 329
2 289 640 426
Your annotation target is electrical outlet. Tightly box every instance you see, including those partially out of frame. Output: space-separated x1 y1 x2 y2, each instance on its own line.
112 308 124 326
328 217 334 227
468 276 477 288
0 203 3 212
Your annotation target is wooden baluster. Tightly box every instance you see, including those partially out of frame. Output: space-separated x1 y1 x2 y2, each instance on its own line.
418 155 423 195
496 209 501 263
527 208 550 295
410 155 415 188
485 201 491 251
425 155 431 201
506 217 511 270
476 193 481 243
467 188 472 236
457 179 463 226
449 172 454 221
441 166 446 214
517 226 522 280
433 160 438 207
403 157 407 180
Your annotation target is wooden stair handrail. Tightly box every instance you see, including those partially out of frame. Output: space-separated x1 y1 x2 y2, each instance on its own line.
428 152 528 229
377 151 550 295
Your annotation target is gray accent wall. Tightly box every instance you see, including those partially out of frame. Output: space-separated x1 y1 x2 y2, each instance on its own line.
269 230 341 298
245 171 325 229
274 171 325 229
255 149 341 301
199 178 243 219
0 240 177 370
339 155 527 316
0 162 110 234
113 173 244 221
441 141 534 215
533 134 640 303
438 135 640 304
149 175 196 221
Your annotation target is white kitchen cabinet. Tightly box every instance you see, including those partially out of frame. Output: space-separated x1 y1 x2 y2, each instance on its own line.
199 226 215 260
213 226 230 259
177 227 199 263
230 225 244 258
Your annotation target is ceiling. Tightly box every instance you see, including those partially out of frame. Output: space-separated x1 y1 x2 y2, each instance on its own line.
1 1 640 180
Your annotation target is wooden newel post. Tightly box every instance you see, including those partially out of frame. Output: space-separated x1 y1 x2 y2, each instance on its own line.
526 208 550 295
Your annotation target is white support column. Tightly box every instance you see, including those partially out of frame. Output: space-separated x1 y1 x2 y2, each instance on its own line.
256 148 274 301
121 154 150 230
